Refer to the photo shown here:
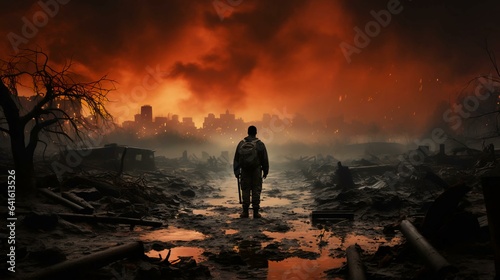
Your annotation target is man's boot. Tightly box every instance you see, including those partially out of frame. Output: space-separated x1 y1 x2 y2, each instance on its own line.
240 205 249 218
253 206 261 218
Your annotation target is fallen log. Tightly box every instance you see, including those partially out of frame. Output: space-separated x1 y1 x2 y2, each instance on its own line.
64 176 120 197
57 213 163 227
400 220 457 278
38 188 91 214
346 244 366 280
62 192 95 214
24 241 144 280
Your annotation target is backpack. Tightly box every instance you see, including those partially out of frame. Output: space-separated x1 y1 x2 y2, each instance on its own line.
238 139 260 169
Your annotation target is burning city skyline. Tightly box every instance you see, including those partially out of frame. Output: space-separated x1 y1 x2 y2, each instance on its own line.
1 0 500 139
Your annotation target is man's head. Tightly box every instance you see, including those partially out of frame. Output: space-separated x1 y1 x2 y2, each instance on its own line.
248 125 257 136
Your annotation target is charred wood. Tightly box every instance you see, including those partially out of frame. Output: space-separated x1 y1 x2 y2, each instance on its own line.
61 192 95 214
38 188 91 214
64 176 120 197
57 213 163 228
24 241 144 280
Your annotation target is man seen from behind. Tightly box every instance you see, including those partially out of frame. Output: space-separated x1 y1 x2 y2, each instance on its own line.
233 125 269 218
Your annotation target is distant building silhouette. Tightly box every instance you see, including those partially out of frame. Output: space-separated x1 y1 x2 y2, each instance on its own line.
141 105 153 123
121 105 289 141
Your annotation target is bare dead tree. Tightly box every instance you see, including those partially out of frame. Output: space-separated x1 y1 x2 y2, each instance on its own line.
458 42 500 139
0 49 114 197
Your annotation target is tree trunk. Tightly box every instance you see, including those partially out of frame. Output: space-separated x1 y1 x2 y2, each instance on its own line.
1 82 37 200
10 124 37 200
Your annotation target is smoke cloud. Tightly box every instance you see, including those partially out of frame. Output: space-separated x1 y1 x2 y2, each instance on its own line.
1 0 499 138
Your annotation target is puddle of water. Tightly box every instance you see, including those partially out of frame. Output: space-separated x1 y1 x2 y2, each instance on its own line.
192 209 214 216
267 255 345 280
227 213 240 219
140 227 206 242
262 219 403 277
263 220 402 252
146 246 205 263
343 233 402 253
192 176 402 278
225 229 239 235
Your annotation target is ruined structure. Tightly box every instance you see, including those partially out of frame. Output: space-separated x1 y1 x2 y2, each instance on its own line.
63 143 155 171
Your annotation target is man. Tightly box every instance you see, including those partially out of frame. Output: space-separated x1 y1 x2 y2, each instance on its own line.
233 125 269 218
336 161 354 189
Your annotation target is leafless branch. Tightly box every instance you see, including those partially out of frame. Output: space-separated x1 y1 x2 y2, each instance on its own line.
468 110 500 119
485 38 500 77
0 48 115 161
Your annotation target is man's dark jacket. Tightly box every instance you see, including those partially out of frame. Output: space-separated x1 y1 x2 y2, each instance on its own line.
233 136 269 177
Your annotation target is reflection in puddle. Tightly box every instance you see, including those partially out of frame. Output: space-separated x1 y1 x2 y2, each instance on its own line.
140 227 206 242
267 256 345 280
236 240 268 268
263 220 331 248
191 177 404 278
225 229 239 235
343 233 402 253
146 246 205 263
263 220 402 253
263 219 403 277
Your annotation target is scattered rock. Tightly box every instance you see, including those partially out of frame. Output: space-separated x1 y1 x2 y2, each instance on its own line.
180 189 196 197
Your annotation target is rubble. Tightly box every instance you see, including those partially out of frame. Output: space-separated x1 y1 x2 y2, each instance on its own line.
0 145 498 279
298 149 497 279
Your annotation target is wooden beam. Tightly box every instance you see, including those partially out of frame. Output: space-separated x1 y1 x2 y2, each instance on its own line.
62 192 95 214
24 241 144 280
38 188 91 214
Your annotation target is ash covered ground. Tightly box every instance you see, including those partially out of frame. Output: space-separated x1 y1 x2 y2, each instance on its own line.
0 144 497 280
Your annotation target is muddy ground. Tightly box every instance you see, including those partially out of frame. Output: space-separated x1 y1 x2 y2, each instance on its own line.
0 155 497 279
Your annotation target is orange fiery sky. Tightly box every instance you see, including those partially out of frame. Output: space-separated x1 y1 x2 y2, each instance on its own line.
1 0 500 135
